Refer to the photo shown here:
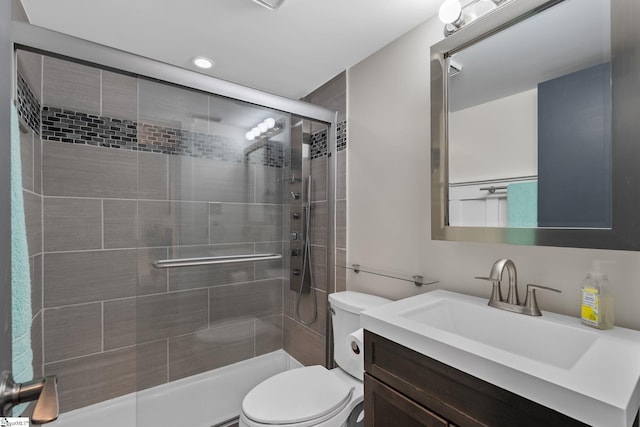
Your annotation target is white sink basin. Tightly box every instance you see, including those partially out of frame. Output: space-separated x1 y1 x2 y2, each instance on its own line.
399 297 597 369
361 290 640 427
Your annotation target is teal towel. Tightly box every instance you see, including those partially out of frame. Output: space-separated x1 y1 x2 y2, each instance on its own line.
507 182 538 228
11 104 33 412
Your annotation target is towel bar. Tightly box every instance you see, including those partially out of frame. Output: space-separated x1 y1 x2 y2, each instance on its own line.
152 253 282 268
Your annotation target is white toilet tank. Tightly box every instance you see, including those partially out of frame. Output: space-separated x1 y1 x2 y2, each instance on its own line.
328 291 390 380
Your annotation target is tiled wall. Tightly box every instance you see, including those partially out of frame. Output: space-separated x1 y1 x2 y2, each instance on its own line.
285 72 347 366
17 51 288 413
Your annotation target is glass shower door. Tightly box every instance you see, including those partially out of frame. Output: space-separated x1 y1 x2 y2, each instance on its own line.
135 78 290 426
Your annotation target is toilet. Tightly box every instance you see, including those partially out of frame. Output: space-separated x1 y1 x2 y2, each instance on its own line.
239 291 391 427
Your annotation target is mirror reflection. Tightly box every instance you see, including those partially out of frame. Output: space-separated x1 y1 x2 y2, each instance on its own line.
447 0 611 229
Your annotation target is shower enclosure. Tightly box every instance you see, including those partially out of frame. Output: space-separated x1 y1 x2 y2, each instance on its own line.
11 22 335 426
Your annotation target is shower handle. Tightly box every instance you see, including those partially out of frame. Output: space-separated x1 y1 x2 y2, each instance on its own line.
0 371 59 424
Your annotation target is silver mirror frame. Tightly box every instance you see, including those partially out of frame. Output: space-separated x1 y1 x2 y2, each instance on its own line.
431 0 640 250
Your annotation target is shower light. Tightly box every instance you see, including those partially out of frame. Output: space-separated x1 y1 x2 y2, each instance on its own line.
192 56 214 69
245 118 284 141
264 117 276 129
439 0 510 36
439 0 463 25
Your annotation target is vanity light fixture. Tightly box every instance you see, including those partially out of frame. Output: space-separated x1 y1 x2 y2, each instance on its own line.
192 56 214 69
439 0 509 36
245 117 282 141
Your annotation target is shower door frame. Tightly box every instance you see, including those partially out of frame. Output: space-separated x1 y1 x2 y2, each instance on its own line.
1 0 13 377
8 20 338 377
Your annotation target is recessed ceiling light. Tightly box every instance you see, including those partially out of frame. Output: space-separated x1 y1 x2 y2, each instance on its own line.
192 56 214 69
251 0 285 11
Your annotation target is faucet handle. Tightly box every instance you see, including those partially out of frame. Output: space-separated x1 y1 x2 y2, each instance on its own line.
524 284 561 316
475 276 503 303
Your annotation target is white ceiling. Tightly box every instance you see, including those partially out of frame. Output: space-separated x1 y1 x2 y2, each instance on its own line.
20 0 441 100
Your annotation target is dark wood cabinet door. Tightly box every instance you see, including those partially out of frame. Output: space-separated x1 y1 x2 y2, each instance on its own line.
365 374 449 427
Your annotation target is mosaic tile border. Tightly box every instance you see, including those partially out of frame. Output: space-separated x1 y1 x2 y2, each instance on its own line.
309 120 347 159
337 120 347 152
42 107 137 149
16 73 41 135
18 72 342 167
39 107 285 167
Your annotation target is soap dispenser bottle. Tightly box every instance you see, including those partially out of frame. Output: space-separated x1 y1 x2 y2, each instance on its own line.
581 261 614 330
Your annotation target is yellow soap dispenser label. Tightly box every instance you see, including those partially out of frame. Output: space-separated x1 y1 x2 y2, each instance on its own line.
581 287 599 326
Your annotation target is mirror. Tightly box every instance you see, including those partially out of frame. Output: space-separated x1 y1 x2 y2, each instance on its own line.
431 0 640 250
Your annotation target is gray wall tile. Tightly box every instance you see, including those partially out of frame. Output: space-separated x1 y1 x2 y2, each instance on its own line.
138 201 209 247
283 316 325 367
168 244 254 291
43 197 102 252
337 150 346 200
102 298 135 350
43 303 102 363
44 340 167 413
168 321 254 381
137 247 169 295
310 245 327 292
309 201 327 247
255 242 284 280
30 254 42 318
310 156 327 202
139 79 209 134
43 250 137 307
254 165 282 204
336 200 346 249
168 155 193 201
17 50 42 102
209 203 283 244
192 158 254 203
285 288 327 337
101 71 137 121
103 199 137 249
23 191 42 257
20 130 34 192
43 142 137 198
336 249 347 293
210 279 283 326
256 315 283 356
301 71 346 123
104 289 209 348
43 57 100 115
34 137 42 195
138 152 168 200
31 312 43 379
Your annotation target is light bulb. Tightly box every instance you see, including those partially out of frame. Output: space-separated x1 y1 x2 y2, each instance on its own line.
258 122 269 133
439 0 463 25
245 131 255 141
251 127 260 136
264 118 276 129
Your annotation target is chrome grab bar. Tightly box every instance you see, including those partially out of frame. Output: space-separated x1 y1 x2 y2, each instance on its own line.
152 253 282 269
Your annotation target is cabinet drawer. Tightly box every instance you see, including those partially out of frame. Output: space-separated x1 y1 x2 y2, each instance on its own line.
364 331 589 427
365 374 450 427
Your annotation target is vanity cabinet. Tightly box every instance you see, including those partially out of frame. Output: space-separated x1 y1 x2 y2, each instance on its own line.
364 331 596 427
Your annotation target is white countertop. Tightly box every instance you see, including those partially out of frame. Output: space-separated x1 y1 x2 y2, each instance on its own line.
361 290 640 427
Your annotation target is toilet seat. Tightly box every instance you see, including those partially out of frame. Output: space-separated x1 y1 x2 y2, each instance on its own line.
242 366 354 426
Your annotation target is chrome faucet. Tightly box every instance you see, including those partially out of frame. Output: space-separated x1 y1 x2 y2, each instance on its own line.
475 258 561 316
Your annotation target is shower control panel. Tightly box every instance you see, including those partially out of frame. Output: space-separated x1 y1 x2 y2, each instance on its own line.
289 118 310 293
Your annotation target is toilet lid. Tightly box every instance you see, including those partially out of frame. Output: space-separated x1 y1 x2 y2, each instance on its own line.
242 366 354 424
